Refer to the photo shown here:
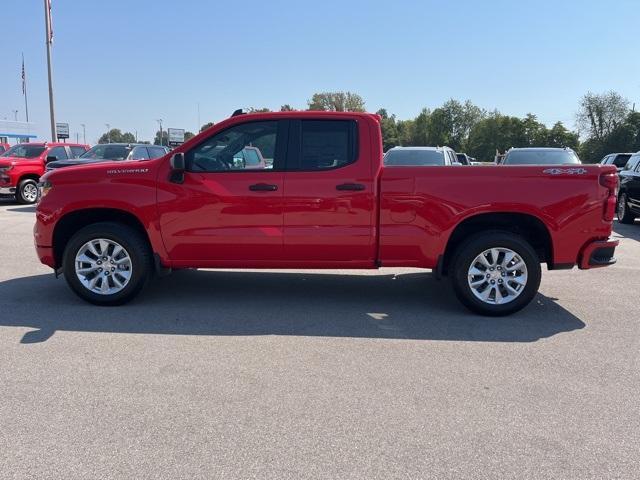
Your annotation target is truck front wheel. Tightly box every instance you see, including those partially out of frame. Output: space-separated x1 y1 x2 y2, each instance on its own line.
62 222 152 305
17 178 39 204
450 231 541 316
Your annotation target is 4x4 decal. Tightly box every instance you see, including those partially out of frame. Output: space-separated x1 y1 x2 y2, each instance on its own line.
543 167 588 175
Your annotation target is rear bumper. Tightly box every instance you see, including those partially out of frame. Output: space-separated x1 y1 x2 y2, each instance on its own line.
579 238 619 270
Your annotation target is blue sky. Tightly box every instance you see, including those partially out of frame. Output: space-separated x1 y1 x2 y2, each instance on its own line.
1 0 639 144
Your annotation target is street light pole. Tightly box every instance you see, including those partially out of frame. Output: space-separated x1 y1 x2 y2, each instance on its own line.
105 123 111 143
156 119 163 146
80 123 86 144
43 0 57 142
12 110 18 121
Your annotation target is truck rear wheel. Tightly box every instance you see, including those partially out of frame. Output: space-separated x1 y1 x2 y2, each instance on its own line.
17 178 39 204
617 193 635 224
62 222 152 305
450 231 541 316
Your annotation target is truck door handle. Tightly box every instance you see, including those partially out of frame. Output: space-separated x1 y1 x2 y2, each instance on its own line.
336 183 365 191
249 183 278 191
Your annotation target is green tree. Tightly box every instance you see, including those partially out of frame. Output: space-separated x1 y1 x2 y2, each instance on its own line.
247 107 271 113
521 113 548 146
153 130 168 146
308 91 365 112
280 104 295 111
436 99 485 151
377 108 399 151
396 119 415 146
576 91 629 142
184 131 195 141
546 122 579 149
200 122 215 133
98 129 137 144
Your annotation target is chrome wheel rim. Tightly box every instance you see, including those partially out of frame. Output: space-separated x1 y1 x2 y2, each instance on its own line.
23 183 38 202
75 238 133 295
618 194 626 219
467 247 528 305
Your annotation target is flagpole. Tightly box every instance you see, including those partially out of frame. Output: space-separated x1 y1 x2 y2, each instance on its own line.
22 53 30 123
44 0 57 142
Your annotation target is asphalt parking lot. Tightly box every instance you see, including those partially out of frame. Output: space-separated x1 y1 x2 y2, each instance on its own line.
0 198 638 479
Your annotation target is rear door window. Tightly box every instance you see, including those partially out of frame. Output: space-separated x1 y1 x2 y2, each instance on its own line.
290 120 357 171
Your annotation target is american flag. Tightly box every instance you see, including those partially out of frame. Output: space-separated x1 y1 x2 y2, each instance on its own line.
46 0 53 44
21 54 26 95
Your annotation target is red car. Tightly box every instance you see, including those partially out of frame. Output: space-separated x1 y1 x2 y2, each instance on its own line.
35 111 618 315
0 143 10 155
0 142 89 203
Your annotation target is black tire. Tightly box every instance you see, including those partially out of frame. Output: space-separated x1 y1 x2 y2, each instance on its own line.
62 222 152 305
617 193 635 224
450 231 542 316
17 178 39 204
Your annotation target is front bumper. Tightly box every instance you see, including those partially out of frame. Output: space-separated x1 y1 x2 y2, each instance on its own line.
35 245 56 269
0 186 16 195
579 238 619 269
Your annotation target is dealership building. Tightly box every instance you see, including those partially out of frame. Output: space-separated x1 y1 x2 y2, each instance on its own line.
0 120 37 144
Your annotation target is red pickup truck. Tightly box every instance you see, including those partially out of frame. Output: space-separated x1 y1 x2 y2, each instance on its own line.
34 111 619 315
1 142 89 203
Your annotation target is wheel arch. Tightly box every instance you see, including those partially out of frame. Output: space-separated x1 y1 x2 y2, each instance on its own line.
18 173 40 184
441 212 553 275
52 208 154 268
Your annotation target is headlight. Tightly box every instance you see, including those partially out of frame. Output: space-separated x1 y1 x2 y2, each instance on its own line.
39 180 53 199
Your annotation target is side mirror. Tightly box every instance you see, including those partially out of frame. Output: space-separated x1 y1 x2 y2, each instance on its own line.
46 155 57 163
169 152 185 183
451 161 463 166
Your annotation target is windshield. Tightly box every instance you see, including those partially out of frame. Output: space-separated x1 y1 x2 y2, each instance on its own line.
80 144 132 160
1 145 46 159
384 149 445 166
503 150 581 165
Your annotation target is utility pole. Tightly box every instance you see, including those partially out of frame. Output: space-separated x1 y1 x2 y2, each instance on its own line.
135 130 138 142
156 119 163 146
12 110 18 121
197 102 200 133
105 123 111 143
43 0 56 142
80 123 86 144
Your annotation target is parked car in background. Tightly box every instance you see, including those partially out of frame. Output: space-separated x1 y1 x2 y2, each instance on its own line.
35 111 619 315
0 143 10 155
46 143 169 171
232 146 268 170
617 152 640 224
384 146 458 166
0 142 89 203
600 153 632 172
501 147 581 165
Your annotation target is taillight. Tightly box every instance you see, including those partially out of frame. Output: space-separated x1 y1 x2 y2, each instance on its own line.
599 172 618 221
599 172 618 191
